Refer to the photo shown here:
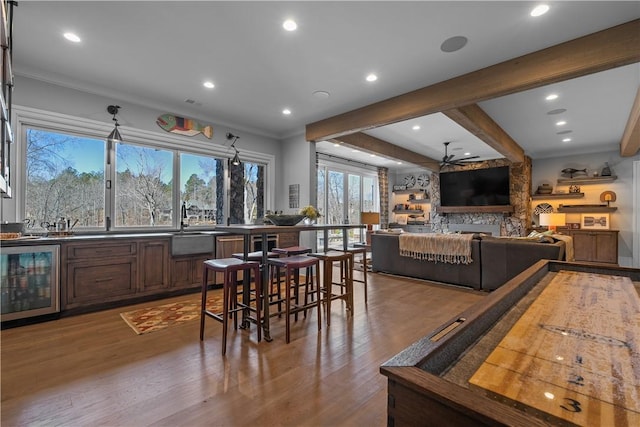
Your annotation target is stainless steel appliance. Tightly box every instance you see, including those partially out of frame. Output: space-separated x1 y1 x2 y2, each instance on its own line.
1 245 60 322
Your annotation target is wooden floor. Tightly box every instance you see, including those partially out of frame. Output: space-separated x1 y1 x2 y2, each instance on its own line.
1 270 485 426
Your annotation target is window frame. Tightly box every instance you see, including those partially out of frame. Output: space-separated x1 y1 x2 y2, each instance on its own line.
12 106 275 231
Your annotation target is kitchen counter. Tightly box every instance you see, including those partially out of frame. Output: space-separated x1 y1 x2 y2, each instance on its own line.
0 230 230 246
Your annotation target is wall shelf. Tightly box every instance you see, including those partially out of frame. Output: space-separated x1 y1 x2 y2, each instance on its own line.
393 209 423 214
435 205 514 215
557 206 617 213
530 193 584 200
393 188 428 194
557 176 617 185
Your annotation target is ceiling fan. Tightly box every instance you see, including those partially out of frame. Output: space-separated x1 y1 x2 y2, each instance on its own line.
440 142 480 167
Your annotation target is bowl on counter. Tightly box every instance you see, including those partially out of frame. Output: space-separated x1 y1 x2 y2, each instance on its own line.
265 214 305 226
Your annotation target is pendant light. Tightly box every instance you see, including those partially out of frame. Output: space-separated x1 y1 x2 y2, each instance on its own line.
106 105 123 142
227 132 241 165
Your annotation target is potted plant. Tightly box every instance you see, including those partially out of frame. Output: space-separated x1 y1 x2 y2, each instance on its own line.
300 205 321 224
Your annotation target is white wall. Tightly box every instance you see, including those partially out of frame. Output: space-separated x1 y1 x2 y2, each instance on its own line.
279 133 316 249
3 76 284 221
532 150 640 267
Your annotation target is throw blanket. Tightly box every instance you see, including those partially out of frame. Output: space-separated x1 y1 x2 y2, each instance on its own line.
399 233 473 264
551 233 575 262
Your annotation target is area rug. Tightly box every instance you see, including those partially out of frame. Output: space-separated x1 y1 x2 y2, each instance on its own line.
120 292 227 335
120 282 299 335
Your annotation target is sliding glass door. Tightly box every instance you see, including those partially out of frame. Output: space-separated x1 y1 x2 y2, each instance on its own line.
317 160 378 249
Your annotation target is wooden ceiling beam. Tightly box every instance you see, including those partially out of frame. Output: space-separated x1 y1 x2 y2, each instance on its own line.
620 87 640 157
306 19 640 142
443 104 525 163
330 133 441 172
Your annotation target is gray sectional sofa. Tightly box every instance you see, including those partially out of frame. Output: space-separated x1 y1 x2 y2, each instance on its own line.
371 233 565 291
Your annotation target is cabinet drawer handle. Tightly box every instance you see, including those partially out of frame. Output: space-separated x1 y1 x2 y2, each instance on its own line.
94 277 113 283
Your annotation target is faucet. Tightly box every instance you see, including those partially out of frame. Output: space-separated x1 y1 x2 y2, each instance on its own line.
180 201 188 232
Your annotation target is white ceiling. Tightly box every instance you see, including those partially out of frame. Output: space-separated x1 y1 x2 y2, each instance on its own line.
13 1 640 170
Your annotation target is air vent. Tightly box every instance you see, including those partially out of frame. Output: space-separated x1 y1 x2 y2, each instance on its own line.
184 99 196 104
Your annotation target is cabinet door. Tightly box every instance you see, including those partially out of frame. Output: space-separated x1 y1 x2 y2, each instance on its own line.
171 258 192 289
215 236 245 283
66 257 137 306
171 255 213 289
571 232 596 262
278 231 299 249
139 240 170 291
594 232 618 264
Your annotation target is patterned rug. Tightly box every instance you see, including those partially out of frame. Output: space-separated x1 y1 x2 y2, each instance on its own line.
120 292 227 335
120 281 298 335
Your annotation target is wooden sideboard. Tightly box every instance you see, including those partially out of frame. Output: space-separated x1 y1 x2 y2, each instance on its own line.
561 229 618 264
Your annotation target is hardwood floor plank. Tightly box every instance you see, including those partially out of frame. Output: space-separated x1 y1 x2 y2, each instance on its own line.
2 270 484 426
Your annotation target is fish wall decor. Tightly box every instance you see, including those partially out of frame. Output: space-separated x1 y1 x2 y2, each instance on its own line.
156 114 213 139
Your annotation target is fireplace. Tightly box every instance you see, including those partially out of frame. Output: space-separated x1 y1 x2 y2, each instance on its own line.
447 223 501 236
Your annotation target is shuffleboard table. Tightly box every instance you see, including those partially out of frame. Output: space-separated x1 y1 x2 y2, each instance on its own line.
380 260 640 427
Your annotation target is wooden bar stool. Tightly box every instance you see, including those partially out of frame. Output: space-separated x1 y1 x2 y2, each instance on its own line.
309 250 354 326
270 246 312 315
266 255 321 343
199 258 261 355
341 246 368 303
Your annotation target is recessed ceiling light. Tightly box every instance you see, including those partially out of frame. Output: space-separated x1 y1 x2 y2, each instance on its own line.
530 4 550 17
556 120 567 126
283 19 297 31
63 32 81 43
366 73 378 82
412 125 420 131
203 81 215 89
440 36 468 53
547 108 567 115
545 94 558 101
464 152 471 156
562 138 572 142
282 108 291 115
312 90 330 99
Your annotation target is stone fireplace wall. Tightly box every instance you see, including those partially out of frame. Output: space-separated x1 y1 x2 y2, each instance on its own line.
430 157 531 237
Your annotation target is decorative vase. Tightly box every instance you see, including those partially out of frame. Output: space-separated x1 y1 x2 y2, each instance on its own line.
536 184 553 195
303 217 315 225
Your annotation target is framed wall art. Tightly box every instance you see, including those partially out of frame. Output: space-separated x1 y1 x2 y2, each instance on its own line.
581 213 610 230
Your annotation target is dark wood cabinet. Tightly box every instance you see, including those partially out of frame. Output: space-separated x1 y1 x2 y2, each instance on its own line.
563 229 618 264
277 231 299 249
171 254 213 289
139 239 170 291
63 242 138 309
63 238 173 310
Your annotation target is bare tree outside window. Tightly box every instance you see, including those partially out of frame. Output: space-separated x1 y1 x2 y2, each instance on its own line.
115 144 172 227
25 129 105 228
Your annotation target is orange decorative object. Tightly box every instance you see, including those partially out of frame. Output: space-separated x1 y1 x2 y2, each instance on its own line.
599 191 617 206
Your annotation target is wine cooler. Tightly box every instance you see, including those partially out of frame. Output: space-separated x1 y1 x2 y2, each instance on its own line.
1 245 60 322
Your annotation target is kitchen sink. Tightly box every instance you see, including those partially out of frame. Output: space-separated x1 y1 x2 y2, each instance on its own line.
171 232 215 256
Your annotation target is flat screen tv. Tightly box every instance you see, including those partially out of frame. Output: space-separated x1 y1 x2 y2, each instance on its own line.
439 166 510 207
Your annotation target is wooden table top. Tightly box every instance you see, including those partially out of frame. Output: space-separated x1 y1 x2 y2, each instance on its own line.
469 270 640 426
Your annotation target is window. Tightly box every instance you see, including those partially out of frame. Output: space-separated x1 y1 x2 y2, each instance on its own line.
18 108 272 231
180 153 222 225
25 128 106 228
114 143 173 227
